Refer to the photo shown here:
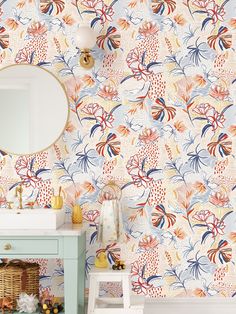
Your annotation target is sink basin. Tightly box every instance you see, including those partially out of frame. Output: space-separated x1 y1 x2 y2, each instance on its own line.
0 208 65 229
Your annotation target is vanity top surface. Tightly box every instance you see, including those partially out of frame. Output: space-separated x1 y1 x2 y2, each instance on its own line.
0 223 86 236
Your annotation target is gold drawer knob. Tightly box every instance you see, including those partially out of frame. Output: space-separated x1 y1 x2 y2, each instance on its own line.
4 243 12 251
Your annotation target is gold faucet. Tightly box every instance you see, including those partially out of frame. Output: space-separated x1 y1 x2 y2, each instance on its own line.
15 184 23 209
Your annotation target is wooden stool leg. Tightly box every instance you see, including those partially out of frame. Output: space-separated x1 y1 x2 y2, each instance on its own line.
87 275 99 314
122 275 131 309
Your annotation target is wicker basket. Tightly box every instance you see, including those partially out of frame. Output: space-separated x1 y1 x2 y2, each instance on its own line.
0 259 39 309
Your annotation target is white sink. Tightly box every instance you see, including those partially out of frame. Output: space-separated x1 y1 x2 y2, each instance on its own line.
0 208 65 229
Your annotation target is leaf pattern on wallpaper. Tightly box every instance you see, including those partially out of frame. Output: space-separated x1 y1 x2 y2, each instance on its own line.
0 0 236 299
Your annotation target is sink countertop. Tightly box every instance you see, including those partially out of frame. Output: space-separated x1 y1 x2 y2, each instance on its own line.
0 223 86 236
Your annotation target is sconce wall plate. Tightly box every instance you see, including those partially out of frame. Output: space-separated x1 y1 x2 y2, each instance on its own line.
80 49 95 70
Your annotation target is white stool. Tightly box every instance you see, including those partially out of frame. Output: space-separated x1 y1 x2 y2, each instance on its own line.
87 267 144 314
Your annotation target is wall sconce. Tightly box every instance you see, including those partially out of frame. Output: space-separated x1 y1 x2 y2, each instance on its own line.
77 26 97 70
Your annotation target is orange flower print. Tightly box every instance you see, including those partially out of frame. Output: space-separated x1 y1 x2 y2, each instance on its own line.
195 75 207 87
117 18 130 30
229 232 236 243
128 0 137 8
82 75 95 87
62 14 75 25
174 228 186 239
228 125 236 136
229 18 236 29
194 288 206 297
17 0 34 7
6 18 19 30
174 121 186 133
194 181 206 193
210 85 229 101
82 181 95 193
65 121 76 133
174 14 186 25
117 125 130 137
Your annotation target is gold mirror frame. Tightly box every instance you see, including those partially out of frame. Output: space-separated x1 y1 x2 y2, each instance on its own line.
0 64 70 156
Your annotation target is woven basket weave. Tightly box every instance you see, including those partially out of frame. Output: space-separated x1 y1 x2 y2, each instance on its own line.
0 259 39 309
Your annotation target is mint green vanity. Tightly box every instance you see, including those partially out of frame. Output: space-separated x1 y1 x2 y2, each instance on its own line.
0 224 86 314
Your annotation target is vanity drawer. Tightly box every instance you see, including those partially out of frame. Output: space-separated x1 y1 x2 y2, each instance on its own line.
0 239 58 256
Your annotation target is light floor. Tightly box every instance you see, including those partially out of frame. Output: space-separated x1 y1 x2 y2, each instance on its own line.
144 299 236 314
86 299 236 314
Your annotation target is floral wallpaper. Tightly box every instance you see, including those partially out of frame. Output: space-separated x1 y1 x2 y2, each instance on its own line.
0 0 236 300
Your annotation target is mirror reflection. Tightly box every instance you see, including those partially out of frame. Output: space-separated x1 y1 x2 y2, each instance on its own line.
0 64 68 155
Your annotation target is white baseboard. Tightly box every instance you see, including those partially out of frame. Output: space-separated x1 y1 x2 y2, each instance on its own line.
144 298 236 314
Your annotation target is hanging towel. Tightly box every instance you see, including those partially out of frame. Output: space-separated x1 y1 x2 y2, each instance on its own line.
97 199 124 244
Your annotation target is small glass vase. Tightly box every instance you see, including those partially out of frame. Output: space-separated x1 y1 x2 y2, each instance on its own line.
72 204 83 224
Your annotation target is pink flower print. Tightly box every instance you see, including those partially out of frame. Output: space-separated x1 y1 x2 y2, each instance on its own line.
209 192 230 207
98 85 118 100
15 48 31 64
96 4 114 24
15 156 30 174
21 170 41 188
96 111 114 131
192 0 214 8
82 103 101 115
131 261 140 276
131 63 151 81
139 128 159 144
193 103 212 115
209 85 229 100
139 235 158 251
207 111 225 131
207 3 225 24
206 215 225 237
83 210 100 222
127 48 140 67
131 170 153 188
15 156 42 188
132 276 153 294
193 210 212 222
27 22 47 37
126 155 140 173
81 0 102 9
139 21 159 37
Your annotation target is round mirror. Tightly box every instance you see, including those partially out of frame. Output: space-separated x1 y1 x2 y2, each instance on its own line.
0 64 69 155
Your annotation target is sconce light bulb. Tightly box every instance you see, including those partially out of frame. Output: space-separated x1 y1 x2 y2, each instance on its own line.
77 26 97 49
